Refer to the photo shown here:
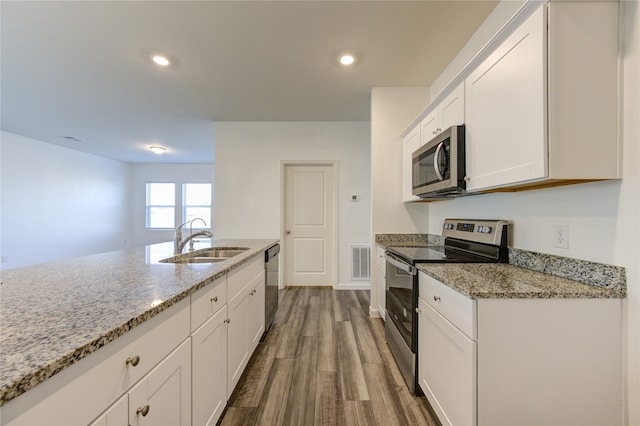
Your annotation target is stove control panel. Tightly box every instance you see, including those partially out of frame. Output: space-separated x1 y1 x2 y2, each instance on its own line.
442 219 509 246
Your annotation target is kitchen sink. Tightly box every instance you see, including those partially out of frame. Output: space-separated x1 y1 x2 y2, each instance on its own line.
166 257 227 264
160 247 249 264
192 248 248 258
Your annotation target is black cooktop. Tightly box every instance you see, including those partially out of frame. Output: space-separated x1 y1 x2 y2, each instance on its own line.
386 245 497 264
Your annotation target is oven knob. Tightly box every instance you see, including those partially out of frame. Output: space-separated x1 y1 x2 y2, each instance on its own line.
477 226 484 232
483 226 492 234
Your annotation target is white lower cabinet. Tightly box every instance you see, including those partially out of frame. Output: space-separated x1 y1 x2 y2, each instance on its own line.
418 271 622 426
247 272 266 353
374 246 386 318
418 297 476 426
1 256 268 426
192 306 228 426
129 339 191 426
88 394 128 426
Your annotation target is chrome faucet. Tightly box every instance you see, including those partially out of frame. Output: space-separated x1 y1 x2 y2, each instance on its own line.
174 218 213 254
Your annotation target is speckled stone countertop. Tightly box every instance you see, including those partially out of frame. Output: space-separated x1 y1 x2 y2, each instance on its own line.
0 238 278 406
417 263 626 299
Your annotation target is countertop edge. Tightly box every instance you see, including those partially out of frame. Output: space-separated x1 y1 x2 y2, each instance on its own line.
0 240 277 406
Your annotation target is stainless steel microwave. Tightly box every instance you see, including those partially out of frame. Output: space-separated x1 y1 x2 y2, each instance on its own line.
412 125 466 198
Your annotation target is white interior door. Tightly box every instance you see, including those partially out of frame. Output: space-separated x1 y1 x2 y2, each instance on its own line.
284 164 335 287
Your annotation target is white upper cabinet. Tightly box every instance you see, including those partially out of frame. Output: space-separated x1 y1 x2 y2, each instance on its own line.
465 2 619 192
421 83 465 146
402 83 465 203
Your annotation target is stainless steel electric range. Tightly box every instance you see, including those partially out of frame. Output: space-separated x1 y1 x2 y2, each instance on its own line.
384 219 509 394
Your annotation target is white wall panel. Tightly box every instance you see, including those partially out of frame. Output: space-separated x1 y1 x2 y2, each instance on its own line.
214 121 370 287
0 131 130 269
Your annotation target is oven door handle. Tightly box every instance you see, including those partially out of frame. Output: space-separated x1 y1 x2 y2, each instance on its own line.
385 253 417 275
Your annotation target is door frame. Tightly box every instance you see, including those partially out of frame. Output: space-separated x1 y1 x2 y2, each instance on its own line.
280 160 338 289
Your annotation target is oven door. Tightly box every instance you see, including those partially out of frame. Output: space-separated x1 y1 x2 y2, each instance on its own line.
385 253 418 352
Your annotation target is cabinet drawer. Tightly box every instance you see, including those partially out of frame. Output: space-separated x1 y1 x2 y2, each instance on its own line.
191 276 227 332
419 272 476 340
2 298 190 426
227 256 263 300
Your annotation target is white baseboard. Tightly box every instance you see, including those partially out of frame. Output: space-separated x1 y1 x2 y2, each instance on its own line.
334 282 371 291
369 306 383 318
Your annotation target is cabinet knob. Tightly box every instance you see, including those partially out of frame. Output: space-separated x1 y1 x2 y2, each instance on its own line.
224 318 230 324
136 405 150 417
433 295 441 302
125 356 140 367
432 131 438 135
464 176 470 182
415 307 420 314
211 296 218 302
250 290 256 296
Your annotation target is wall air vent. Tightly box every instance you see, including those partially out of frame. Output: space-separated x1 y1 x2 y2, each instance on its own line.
351 245 371 281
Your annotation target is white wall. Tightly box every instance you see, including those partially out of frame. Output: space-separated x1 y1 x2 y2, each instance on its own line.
214 121 370 288
424 2 640 422
0 131 130 269
129 163 214 248
369 87 430 315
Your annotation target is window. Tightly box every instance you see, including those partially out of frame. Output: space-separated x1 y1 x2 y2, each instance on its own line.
146 183 175 229
183 183 212 229
145 182 212 229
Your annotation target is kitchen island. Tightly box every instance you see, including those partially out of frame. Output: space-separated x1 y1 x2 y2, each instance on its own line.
0 238 277 425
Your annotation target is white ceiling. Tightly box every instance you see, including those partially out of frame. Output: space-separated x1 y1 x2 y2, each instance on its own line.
1 1 497 163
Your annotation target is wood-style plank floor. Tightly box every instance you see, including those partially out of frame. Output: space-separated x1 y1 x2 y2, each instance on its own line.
219 288 439 426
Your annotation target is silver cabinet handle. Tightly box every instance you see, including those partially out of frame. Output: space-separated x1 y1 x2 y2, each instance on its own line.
126 356 140 367
211 296 218 302
136 405 150 416
433 295 441 302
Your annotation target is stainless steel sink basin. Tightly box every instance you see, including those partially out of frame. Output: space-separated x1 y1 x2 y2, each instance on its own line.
167 257 227 264
160 247 249 264
192 248 248 258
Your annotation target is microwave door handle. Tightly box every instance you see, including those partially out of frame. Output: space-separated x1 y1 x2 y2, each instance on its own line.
385 254 417 275
434 141 444 181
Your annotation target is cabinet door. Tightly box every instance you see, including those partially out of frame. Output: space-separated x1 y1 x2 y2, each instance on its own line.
465 6 546 191
227 290 250 397
402 125 421 202
438 83 464 130
192 306 228 426
89 394 128 426
420 301 476 426
375 246 386 318
247 272 265 353
129 340 191 426
420 110 439 146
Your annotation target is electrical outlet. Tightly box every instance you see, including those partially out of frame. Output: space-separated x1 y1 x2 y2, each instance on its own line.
553 225 569 249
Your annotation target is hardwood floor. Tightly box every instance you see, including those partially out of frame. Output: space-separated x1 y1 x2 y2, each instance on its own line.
219 288 439 426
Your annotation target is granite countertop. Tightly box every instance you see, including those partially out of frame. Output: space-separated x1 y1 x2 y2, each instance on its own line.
0 238 278 406
417 263 626 299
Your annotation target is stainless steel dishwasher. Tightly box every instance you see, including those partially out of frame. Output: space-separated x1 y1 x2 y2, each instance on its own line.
264 243 280 336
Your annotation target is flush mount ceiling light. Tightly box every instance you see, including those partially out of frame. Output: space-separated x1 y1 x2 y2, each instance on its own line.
339 54 355 66
333 50 360 67
149 146 166 154
152 55 171 67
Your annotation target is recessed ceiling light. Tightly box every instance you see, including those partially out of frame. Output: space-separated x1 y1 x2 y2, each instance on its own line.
339 54 355 66
149 146 166 154
152 55 171 67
